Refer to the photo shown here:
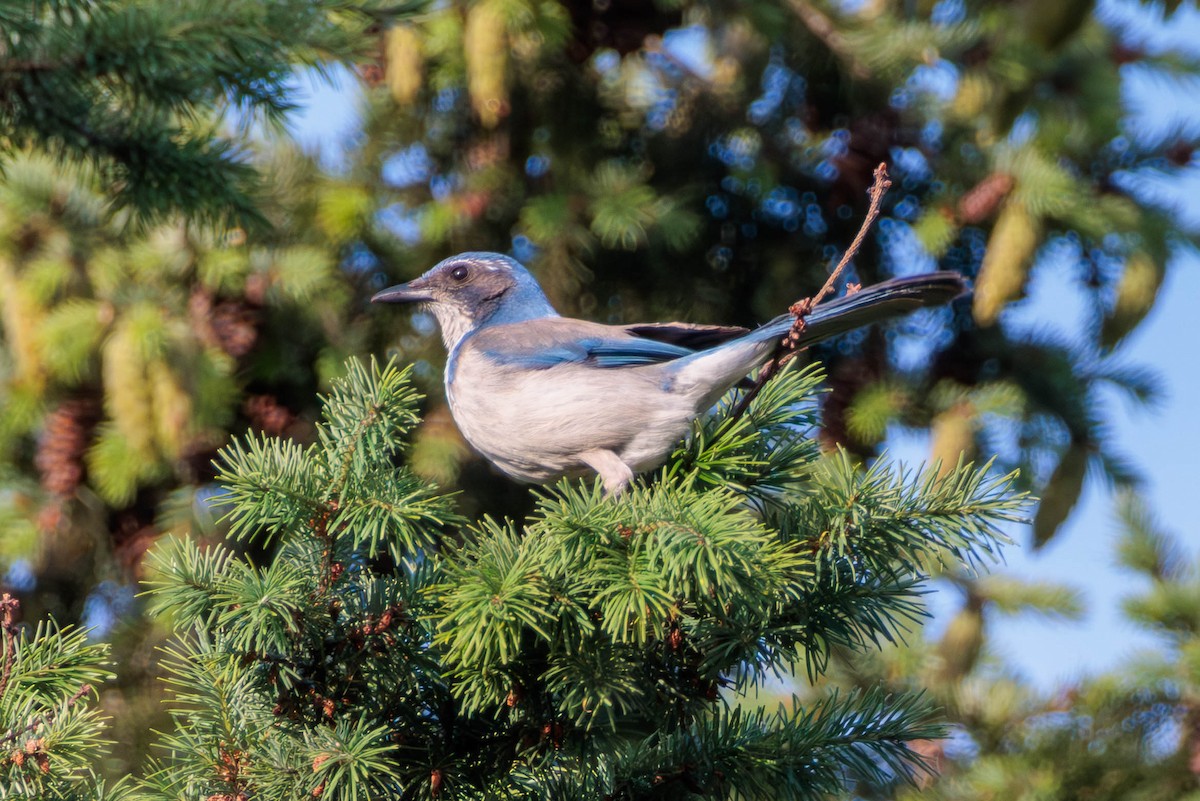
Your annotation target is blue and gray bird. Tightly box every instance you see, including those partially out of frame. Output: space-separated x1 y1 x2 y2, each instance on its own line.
373 252 965 494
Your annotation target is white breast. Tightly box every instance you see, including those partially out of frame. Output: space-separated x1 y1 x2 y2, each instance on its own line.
446 347 697 484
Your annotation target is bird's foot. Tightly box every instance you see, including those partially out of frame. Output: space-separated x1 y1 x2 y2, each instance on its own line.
578 448 634 497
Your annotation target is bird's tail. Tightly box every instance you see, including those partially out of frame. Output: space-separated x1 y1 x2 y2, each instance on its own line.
673 271 968 408
764 270 968 346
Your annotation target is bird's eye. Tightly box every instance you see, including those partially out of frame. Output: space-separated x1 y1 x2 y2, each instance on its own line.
450 265 470 282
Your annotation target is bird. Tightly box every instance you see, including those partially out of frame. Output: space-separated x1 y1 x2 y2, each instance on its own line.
373 252 966 494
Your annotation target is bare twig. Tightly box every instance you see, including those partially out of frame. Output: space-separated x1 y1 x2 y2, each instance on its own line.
798 163 892 315
728 163 893 422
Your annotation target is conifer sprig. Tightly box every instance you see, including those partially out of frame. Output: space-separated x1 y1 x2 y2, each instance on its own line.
612 688 942 800
669 363 825 504
215 358 456 554
0 596 129 800
0 0 397 226
788 451 1021 576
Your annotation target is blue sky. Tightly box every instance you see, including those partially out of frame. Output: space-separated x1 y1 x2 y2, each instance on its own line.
919 250 1200 688
283 4 1200 690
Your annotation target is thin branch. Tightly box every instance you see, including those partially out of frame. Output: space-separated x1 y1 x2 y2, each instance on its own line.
801 163 892 314
786 0 872 80
729 163 893 422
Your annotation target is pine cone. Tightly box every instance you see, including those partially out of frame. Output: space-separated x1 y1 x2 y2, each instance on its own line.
243 395 295 436
210 300 259 358
190 289 259 358
956 172 1014 224
35 398 100 498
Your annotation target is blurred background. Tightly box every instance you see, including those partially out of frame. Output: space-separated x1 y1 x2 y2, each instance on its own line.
1 0 1198 792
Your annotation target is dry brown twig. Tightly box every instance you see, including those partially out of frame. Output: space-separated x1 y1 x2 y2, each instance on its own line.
728 162 893 422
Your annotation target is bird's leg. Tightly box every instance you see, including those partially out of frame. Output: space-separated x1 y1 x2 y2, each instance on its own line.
578 449 635 496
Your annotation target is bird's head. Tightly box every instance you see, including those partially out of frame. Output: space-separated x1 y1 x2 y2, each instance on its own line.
372 252 558 350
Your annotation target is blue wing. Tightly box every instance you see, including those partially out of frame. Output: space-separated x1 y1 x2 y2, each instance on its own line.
480 335 695 369
469 319 698 370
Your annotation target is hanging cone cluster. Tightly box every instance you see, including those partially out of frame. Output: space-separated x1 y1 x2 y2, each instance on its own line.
957 172 1014 224
1100 250 1164 349
1033 441 1090 548
936 595 985 682
190 288 259 359
973 197 1039 326
385 24 424 105
242 394 296 437
35 398 100 498
930 401 977 476
464 0 510 128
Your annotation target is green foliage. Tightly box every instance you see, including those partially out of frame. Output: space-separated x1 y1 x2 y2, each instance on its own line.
0 597 132 800
216 359 454 559
0 0 1196 791
136 356 1025 799
0 0 399 226
667 363 825 503
0 149 399 624
885 491 1200 801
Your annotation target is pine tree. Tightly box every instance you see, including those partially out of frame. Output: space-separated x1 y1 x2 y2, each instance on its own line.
1 0 1194 791
0 594 131 800
0 0 389 227
0 152 389 623
136 357 1025 799
868 491 1200 801
0 149 410 774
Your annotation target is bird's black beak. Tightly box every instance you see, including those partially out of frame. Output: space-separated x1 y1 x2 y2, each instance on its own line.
371 279 433 304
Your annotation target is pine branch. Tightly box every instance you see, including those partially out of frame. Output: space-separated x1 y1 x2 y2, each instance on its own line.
217 433 330 544
0 597 117 797
668 362 824 505
0 0 395 226
0 684 93 749
317 358 424 498
140 355 1025 800
610 689 941 800
786 451 1024 577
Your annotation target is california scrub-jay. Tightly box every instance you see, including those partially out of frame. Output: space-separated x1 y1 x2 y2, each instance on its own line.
374 252 965 494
